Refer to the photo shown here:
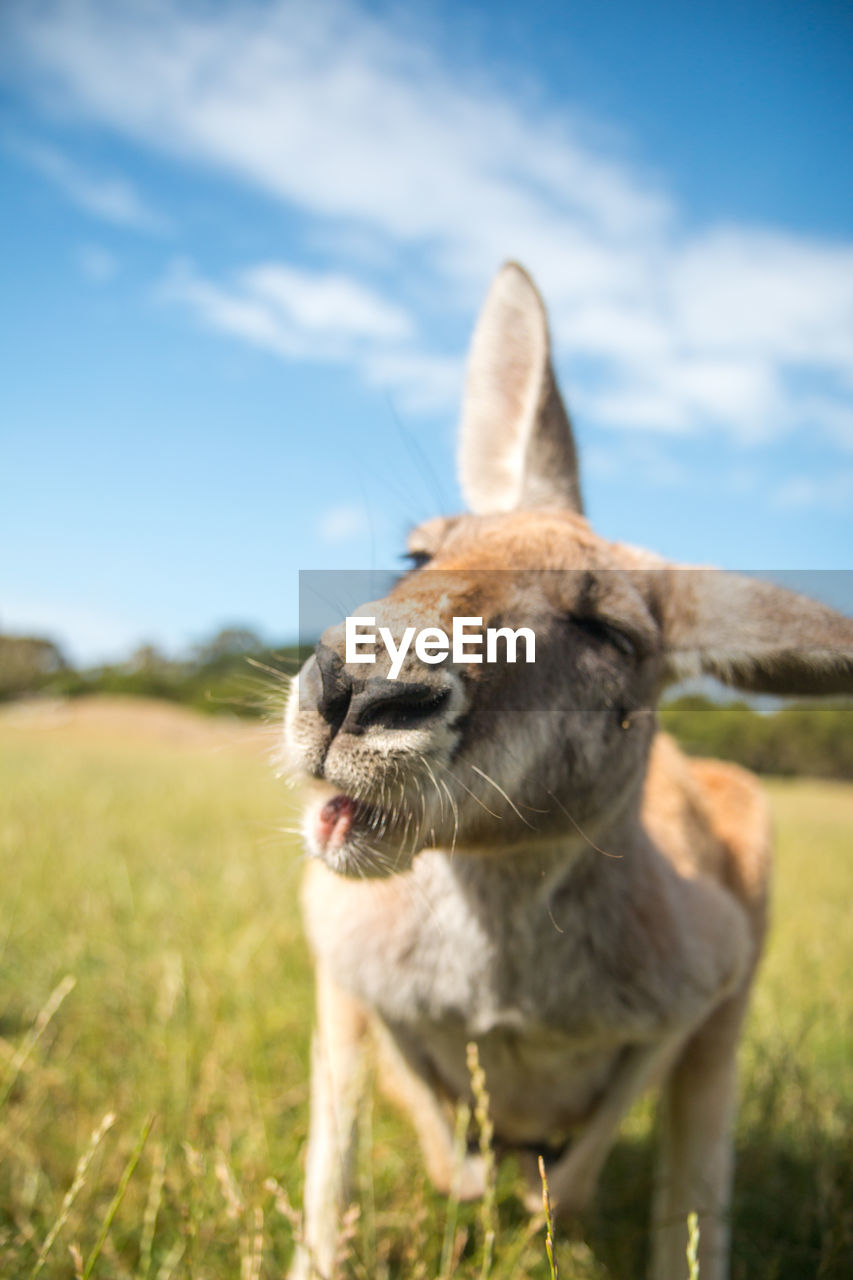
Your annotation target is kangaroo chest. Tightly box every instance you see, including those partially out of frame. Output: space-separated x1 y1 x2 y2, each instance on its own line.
303 851 659 1139
306 849 676 1039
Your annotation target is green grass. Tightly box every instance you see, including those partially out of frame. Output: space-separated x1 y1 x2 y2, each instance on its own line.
0 700 851 1278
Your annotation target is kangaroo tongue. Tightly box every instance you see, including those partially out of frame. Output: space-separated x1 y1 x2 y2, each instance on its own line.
316 794 357 849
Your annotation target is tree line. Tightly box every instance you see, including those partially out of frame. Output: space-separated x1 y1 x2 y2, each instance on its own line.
0 628 304 718
658 694 852 782
1 629 850 779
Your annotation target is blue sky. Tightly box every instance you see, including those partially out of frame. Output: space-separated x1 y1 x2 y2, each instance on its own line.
1 0 852 664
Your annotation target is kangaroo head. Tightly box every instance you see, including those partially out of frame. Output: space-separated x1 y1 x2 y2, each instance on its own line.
285 263 853 877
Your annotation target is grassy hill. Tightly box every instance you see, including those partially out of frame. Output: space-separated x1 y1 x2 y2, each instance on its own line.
0 699 851 1278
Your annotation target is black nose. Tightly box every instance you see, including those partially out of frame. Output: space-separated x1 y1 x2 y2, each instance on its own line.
311 644 449 736
343 679 450 735
314 642 352 733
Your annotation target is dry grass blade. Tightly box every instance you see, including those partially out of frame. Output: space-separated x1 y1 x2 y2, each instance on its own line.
334 1202 361 1275
0 975 76 1107
29 1111 116 1279
537 1156 559 1280
154 1239 185 1280
69 1242 84 1279
240 1205 264 1280
137 1139 166 1280
686 1211 700 1280
466 1042 496 1280
438 1100 472 1280
83 1113 156 1279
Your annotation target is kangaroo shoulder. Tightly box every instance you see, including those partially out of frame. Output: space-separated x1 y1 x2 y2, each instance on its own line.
642 732 771 936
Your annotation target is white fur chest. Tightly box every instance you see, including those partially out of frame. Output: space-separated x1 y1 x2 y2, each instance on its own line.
301 849 641 1138
300 846 672 1043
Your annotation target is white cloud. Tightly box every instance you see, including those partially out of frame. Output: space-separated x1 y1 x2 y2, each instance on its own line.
669 228 853 368
243 264 412 341
8 134 168 233
158 258 448 409
4 0 852 442
159 260 304 359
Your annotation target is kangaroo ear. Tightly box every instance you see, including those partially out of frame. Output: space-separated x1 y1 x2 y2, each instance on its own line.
659 569 853 695
458 262 583 515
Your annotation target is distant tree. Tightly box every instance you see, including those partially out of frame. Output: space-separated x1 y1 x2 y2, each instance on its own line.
660 694 853 780
191 627 266 668
125 644 173 674
0 634 69 700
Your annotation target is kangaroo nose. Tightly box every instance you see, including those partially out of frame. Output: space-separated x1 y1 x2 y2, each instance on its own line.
313 642 352 732
342 679 450 735
311 644 450 737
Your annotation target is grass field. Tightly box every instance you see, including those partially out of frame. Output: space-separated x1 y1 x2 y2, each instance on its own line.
0 697 851 1279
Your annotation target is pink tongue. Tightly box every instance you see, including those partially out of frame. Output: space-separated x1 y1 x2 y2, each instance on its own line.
317 795 356 848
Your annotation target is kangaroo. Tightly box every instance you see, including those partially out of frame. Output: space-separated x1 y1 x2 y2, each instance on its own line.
283 263 853 1280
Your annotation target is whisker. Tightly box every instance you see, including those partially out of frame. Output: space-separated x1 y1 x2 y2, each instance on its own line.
468 764 538 829
437 763 502 820
544 788 623 860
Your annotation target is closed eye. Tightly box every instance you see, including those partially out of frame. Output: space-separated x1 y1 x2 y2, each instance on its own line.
572 615 638 659
393 549 433 587
403 550 433 570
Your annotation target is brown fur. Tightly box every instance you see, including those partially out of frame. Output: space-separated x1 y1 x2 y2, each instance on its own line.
283 263 851 1280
